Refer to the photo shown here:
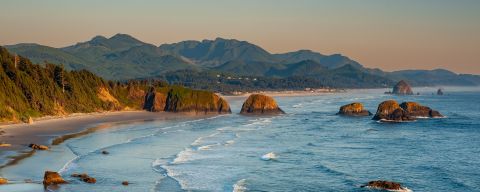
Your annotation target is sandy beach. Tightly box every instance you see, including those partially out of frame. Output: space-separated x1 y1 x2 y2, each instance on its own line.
0 91 333 170
0 111 195 168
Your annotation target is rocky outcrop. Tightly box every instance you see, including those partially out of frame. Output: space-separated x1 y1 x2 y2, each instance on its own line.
437 88 444 95
29 143 49 150
143 87 167 112
240 94 285 115
362 180 409 191
399 102 443 118
0 178 7 185
392 80 413 95
43 171 67 186
72 173 96 184
372 100 414 122
337 103 371 116
164 87 231 114
373 100 443 121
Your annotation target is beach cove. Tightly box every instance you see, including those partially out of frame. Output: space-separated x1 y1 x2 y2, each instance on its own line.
0 88 479 191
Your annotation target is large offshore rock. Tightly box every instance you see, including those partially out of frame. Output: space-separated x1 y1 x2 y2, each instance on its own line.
240 94 285 115
392 80 413 95
372 100 414 122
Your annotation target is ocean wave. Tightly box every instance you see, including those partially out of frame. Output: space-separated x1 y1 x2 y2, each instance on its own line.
197 143 220 151
172 148 197 164
191 132 221 146
293 103 303 108
224 140 235 146
376 119 416 123
365 186 413 192
233 179 248 192
58 156 79 174
261 152 277 161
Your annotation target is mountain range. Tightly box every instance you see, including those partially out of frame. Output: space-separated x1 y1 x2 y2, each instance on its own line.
5 34 480 87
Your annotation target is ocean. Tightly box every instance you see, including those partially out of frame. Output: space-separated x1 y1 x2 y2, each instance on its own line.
1 87 479 192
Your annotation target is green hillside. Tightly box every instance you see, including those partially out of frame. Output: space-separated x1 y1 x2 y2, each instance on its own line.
0 47 228 123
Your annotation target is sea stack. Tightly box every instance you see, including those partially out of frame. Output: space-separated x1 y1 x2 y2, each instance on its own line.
143 87 167 112
399 102 443 118
437 88 444 95
372 100 414 122
164 87 231 114
362 180 409 191
240 94 285 115
392 80 413 95
337 102 371 116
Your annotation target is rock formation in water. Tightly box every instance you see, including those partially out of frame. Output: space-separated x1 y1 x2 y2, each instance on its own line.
0 178 7 185
437 88 444 95
392 80 414 95
240 94 285 115
143 87 167 112
29 143 49 150
164 87 231 114
373 100 443 121
72 173 96 184
43 171 67 186
337 102 372 116
399 102 443 118
372 100 414 122
362 180 409 191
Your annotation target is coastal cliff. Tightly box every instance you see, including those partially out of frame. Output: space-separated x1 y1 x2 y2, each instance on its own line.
143 87 167 112
0 47 231 123
164 86 231 114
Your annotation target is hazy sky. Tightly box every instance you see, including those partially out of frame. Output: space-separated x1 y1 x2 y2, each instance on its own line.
1 0 479 74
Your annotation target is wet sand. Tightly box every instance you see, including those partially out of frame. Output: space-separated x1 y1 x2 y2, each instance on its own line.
0 111 191 168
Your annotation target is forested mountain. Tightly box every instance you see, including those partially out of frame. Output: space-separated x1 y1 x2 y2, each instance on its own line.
0 47 228 123
5 34 480 87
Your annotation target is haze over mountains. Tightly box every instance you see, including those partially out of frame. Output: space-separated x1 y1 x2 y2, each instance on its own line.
5 34 480 87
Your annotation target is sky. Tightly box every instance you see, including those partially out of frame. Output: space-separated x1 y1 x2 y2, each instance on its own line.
1 0 479 74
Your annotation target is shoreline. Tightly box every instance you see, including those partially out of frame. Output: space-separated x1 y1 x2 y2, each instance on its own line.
0 89 343 175
0 111 203 170
220 88 342 98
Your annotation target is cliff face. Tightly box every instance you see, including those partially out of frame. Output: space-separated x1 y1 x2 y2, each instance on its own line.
240 94 285 115
143 87 167 112
392 80 413 95
163 86 231 114
337 102 371 116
